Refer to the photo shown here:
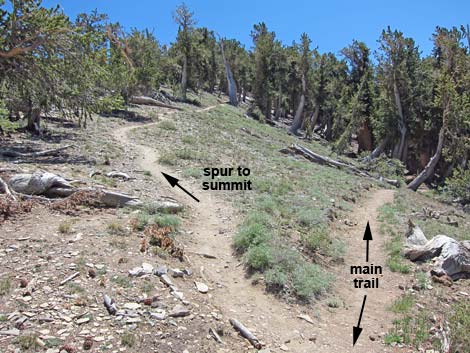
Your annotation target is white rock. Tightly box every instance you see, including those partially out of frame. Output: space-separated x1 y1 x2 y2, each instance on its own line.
195 281 209 293
123 303 141 310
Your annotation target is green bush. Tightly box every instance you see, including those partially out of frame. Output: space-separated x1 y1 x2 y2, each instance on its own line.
265 266 288 289
158 120 177 131
388 295 414 314
246 244 273 270
154 214 180 230
292 263 333 300
234 223 270 252
303 225 329 252
0 99 19 133
361 155 405 183
443 167 470 205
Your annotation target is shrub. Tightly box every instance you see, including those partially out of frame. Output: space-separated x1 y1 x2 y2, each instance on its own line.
246 244 273 270
297 208 322 228
121 333 136 347
58 220 73 234
0 100 19 133
107 221 127 236
388 295 414 314
157 120 177 131
234 223 270 252
154 214 180 230
292 263 332 300
443 167 470 205
132 212 151 231
265 266 288 289
0 278 11 296
362 155 405 183
303 225 329 252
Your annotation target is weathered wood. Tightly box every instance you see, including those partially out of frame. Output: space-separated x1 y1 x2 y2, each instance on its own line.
59 272 80 286
229 318 262 349
209 327 224 344
407 124 445 191
129 96 182 110
90 170 132 181
9 172 74 195
99 190 143 208
103 294 117 315
220 40 238 107
0 177 16 200
285 144 400 187
1 145 73 158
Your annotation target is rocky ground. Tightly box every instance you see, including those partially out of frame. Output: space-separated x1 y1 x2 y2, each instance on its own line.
0 101 469 353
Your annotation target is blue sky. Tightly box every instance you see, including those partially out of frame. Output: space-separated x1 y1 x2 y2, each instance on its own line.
42 0 468 56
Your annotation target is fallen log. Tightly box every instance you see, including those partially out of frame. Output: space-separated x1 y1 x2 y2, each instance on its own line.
1 145 73 158
6 171 184 211
9 172 74 196
129 96 182 110
100 190 143 208
284 144 400 187
404 222 470 280
229 318 262 349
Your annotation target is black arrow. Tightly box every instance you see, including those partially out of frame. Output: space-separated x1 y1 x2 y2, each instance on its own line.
353 295 367 346
161 172 200 203
363 221 373 262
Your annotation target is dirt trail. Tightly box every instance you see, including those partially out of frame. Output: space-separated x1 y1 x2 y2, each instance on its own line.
114 106 406 353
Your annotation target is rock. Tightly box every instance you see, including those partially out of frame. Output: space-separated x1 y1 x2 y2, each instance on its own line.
123 302 141 310
150 311 166 320
169 305 190 318
405 234 470 280
0 328 20 336
297 314 314 325
154 265 168 277
195 281 209 293
136 200 183 213
76 317 90 325
183 268 193 276
129 263 154 277
171 291 184 300
280 344 289 351
170 268 184 278
160 274 173 286
405 220 428 246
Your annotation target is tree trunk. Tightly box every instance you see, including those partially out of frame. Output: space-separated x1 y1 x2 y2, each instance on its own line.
392 79 407 161
220 42 238 106
26 106 41 135
289 74 306 135
368 136 390 160
407 126 445 191
181 55 188 101
265 96 272 121
275 83 282 120
325 114 333 141
310 104 320 131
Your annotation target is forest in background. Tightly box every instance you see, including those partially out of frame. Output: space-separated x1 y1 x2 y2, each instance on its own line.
0 0 469 201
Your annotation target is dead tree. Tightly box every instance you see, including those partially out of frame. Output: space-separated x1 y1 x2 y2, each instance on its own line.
219 40 238 107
